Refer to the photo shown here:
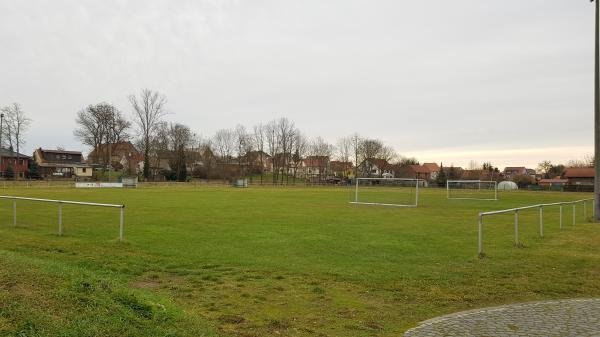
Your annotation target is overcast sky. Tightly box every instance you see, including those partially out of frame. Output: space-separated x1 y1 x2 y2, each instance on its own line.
0 0 595 168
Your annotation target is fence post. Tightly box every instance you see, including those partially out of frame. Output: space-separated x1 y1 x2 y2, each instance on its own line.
539 206 543 237
119 207 124 242
58 203 63 236
514 209 519 246
478 214 483 256
560 205 563 230
573 204 576 225
12 200 16 227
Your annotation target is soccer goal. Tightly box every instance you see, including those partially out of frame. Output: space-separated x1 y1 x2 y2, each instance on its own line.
446 180 498 201
349 178 420 207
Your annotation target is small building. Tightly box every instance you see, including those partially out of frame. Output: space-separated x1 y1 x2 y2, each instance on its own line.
563 167 594 186
538 177 569 188
33 148 92 179
0 148 31 178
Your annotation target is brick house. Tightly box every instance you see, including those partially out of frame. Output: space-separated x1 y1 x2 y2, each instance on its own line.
0 148 31 178
33 148 92 179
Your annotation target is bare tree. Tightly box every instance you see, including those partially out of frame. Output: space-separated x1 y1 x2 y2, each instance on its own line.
291 132 308 183
212 128 236 162
337 136 353 179
74 103 130 171
130 89 167 180
264 121 280 183
252 123 267 184
350 133 362 178
234 124 252 176
3 103 31 179
168 123 193 181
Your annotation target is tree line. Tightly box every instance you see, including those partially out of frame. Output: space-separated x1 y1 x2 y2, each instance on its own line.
73 89 423 182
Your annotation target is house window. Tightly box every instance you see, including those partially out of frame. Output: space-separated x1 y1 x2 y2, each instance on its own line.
82 168 87 173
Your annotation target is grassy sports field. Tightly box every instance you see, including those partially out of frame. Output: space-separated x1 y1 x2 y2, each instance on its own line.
0 185 598 336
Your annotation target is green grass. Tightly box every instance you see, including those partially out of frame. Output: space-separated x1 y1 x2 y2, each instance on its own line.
0 186 599 336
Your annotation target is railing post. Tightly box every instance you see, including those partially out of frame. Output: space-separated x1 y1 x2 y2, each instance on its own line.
573 204 576 225
584 200 588 220
560 204 563 230
58 203 63 236
478 214 483 256
119 207 124 242
13 200 16 227
514 209 519 246
539 206 543 238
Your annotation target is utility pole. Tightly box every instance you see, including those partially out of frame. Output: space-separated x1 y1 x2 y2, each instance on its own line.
594 0 600 220
0 113 4 150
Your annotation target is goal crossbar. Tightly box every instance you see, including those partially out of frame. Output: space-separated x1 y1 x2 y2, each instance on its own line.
446 180 498 201
350 178 420 207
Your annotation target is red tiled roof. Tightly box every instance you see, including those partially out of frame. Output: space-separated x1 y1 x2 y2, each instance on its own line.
409 165 430 174
422 163 440 172
563 167 595 178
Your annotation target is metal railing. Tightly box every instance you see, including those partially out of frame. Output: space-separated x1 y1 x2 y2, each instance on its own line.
0 196 125 241
478 198 594 256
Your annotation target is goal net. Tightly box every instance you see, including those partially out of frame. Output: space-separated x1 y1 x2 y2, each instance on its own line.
350 178 419 207
446 180 498 200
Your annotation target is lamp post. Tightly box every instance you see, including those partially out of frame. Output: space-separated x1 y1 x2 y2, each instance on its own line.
594 0 600 220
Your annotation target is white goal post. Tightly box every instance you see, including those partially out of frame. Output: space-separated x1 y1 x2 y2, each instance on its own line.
446 180 498 201
350 178 420 207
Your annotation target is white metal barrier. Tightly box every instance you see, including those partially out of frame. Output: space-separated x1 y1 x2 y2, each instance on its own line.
478 198 594 256
0 196 125 241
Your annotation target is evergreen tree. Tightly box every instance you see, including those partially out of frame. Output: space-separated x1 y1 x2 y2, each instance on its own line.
27 161 40 179
436 163 447 187
4 165 14 179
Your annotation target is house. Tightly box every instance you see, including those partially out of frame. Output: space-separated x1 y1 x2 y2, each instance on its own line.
88 141 143 173
300 156 330 180
33 148 92 179
329 161 353 178
442 166 464 180
358 159 394 178
538 177 569 188
0 148 32 178
503 167 527 179
395 165 432 180
243 151 272 173
563 167 594 186
422 163 440 180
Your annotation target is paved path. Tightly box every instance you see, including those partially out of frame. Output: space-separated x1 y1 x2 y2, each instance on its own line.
405 298 600 337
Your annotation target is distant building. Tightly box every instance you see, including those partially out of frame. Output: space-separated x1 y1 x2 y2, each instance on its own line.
563 167 594 186
33 148 92 179
358 158 394 178
329 161 353 178
300 156 330 181
538 177 568 188
0 148 31 178
88 141 143 173
503 167 527 179
422 163 440 180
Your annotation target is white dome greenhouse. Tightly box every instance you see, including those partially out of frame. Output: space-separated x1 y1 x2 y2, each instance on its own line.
498 181 518 190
